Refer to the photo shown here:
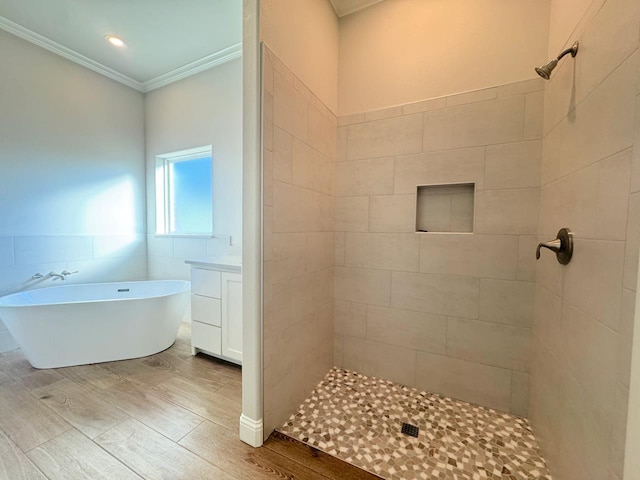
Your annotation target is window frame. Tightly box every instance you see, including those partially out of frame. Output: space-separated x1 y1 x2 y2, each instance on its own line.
154 145 213 237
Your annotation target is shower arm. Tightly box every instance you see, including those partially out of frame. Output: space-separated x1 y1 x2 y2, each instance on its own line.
557 42 579 61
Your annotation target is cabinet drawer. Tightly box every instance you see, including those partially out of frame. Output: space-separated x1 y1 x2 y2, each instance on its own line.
191 321 221 355
191 294 221 327
191 268 221 298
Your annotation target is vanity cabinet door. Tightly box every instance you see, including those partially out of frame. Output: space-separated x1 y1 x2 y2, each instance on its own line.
221 272 242 363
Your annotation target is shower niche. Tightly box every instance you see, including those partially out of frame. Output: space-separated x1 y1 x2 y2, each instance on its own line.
415 183 475 233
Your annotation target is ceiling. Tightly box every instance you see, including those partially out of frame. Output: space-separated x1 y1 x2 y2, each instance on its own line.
329 0 385 17
0 0 242 91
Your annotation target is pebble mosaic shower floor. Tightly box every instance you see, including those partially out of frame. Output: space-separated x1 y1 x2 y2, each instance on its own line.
278 368 552 480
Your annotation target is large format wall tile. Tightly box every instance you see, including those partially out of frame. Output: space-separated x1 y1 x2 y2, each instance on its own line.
573 0 640 105
345 233 419 272
446 318 531 372
415 353 512 412
273 71 309 143
539 149 632 240
263 47 336 438
391 272 479 319
623 192 640 291
542 52 637 184
336 157 394 196
335 196 369 232
273 127 293 182
272 181 321 233
475 189 540 235
617 289 636 388
334 300 367 338
333 78 543 417
335 267 391 306
423 96 525 151
366 305 447 355
532 286 563 358
511 371 531 417
524 91 544 140
368 195 416 233
560 377 613 480
292 140 333 195
631 95 640 194
393 148 485 194
561 302 618 417
342 336 416 387
346 114 423 160
479 279 535 327
563 239 624 330
529 4 640 478
485 141 542 190
418 234 518 279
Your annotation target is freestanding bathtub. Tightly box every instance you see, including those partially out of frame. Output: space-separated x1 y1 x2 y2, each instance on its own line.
0 280 190 369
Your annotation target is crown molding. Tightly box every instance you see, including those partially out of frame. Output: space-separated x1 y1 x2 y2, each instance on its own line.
141 42 242 92
0 15 241 93
0 16 144 90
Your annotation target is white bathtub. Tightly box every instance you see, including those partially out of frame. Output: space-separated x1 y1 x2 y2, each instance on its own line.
0 280 190 369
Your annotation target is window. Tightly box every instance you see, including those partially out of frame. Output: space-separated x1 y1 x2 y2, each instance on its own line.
155 146 213 235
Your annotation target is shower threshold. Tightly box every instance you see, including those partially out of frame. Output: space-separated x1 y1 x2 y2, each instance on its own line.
277 368 552 480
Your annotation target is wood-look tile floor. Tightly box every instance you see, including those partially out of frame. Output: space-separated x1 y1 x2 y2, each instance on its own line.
0 323 377 480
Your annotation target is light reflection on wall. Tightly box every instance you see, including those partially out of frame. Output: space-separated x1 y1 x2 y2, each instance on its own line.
82 175 139 235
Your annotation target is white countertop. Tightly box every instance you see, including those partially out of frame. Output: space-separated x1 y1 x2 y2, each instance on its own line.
185 255 242 273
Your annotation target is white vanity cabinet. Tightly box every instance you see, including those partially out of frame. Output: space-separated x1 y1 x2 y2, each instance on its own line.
186 256 242 364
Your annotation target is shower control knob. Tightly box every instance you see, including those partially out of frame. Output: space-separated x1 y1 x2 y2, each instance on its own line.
536 228 573 265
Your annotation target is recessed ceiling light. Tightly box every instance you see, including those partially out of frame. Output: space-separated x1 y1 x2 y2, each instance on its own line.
105 35 126 48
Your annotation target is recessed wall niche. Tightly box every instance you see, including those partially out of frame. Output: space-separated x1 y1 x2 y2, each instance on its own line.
416 183 475 233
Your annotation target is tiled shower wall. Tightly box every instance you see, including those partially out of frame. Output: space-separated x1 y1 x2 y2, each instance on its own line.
262 46 337 437
333 79 544 416
529 0 640 478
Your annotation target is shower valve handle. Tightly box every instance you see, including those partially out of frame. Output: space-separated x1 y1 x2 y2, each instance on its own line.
536 228 573 265
536 239 561 257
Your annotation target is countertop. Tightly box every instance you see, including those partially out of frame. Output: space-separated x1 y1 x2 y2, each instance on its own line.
185 255 242 273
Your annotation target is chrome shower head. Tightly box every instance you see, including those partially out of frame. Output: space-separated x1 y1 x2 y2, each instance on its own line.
535 41 579 80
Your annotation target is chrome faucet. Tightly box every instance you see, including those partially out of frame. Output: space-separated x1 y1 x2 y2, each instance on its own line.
31 271 79 281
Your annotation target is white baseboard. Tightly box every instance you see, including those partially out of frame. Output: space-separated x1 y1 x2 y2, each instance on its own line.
239 414 263 447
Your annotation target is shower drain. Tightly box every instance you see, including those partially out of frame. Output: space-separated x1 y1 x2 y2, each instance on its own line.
401 422 419 438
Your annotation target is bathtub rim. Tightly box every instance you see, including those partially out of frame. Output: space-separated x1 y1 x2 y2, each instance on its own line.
0 279 191 308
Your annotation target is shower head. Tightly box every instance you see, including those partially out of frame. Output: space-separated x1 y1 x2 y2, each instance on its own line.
535 41 579 80
535 59 558 80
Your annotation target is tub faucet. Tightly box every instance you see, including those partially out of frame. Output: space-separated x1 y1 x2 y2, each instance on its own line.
48 271 66 280
61 270 78 278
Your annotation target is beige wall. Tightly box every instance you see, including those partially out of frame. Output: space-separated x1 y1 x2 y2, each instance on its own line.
262 47 337 437
338 0 550 115
260 0 339 113
547 0 598 58
334 79 543 415
529 0 640 478
0 30 147 351
145 59 242 281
